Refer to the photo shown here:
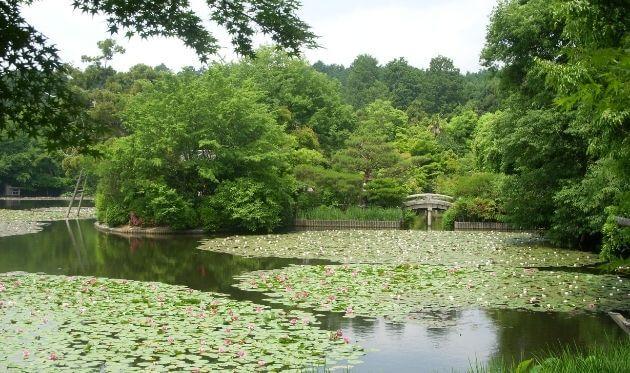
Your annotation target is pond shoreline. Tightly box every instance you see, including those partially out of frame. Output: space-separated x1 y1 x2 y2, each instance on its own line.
94 221 205 236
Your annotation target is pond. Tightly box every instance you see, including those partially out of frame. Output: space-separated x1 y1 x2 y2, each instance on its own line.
0 217 626 371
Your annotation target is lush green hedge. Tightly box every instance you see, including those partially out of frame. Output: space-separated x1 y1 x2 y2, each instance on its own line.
442 197 504 230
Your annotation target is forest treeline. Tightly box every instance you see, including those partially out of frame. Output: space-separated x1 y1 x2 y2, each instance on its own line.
0 0 627 258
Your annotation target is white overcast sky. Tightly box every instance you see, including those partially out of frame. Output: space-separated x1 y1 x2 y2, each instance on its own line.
22 0 497 73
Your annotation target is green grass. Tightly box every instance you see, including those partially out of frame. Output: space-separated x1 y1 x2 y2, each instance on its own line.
470 339 630 372
298 206 403 221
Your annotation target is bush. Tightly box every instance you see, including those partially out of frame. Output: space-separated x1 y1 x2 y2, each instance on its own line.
436 172 504 200
442 197 503 230
95 192 128 227
126 183 197 229
601 207 630 260
201 178 292 233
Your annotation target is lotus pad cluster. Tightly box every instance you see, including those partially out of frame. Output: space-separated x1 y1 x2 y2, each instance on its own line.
200 230 600 267
234 264 630 323
0 208 95 237
0 273 363 371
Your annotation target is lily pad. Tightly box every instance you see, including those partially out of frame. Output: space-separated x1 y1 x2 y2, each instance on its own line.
0 272 363 371
199 230 600 267
234 264 630 323
0 208 96 237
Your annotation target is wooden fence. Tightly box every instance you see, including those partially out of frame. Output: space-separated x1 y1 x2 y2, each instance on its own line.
454 221 519 232
293 219 402 230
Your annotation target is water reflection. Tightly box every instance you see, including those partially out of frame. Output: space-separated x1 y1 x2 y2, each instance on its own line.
0 220 624 372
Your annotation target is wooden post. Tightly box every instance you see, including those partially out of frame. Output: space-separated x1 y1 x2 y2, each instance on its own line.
608 312 630 335
76 176 87 217
66 170 83 218
427 208 432 230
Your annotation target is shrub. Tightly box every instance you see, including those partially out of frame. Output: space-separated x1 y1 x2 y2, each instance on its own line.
442 197 503 230
95 192 128 227
126 183 197 229
201 178 292 233
601 207 630 260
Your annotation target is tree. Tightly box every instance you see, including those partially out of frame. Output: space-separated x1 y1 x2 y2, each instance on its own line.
419 56 465 115
344 54 389 108
233 48 356 152
1 0 316 148
96 67 296 232
439 109 478 155
81 39 126 69
0 133 70 195
357 100 408 141
481 0 629 253
382 57 425 109
312 61 348 85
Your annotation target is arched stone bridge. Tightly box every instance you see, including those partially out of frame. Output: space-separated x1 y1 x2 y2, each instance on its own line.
402 193 453 229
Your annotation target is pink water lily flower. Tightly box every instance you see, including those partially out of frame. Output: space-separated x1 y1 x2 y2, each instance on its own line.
49 352 58 361
289 318 297 326
258 360 266 366
237 350 246 358
254 306 263 313
343 336 350 344
22 350 30 359
344 306 354 316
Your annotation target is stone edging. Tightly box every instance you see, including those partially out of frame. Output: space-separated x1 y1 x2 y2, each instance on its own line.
94 222 205 236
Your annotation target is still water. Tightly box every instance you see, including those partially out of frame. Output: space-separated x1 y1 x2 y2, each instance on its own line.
0 218 625 372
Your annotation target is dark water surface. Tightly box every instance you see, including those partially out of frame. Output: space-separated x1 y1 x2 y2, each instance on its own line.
0 219 625 372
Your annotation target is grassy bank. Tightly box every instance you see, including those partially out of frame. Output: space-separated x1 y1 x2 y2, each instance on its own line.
297 206 403 221
472 339 630 372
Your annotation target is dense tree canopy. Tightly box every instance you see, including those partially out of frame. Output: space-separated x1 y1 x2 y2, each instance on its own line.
1 0 316 148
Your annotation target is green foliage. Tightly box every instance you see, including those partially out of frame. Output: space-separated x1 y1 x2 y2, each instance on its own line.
365 178 407 208
484 339 630 373
298 206 402 221
481 0 629 255
442 197 503 230
357 99 408 141
201 177 292 233
126 182 197 230
439 110 478 155
234 48 356 152
0 134 71 195
601 206 630 261
294 164 362 209
436 172 504 200
95 192 128 227
344 54 390 108
96 67 295 232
